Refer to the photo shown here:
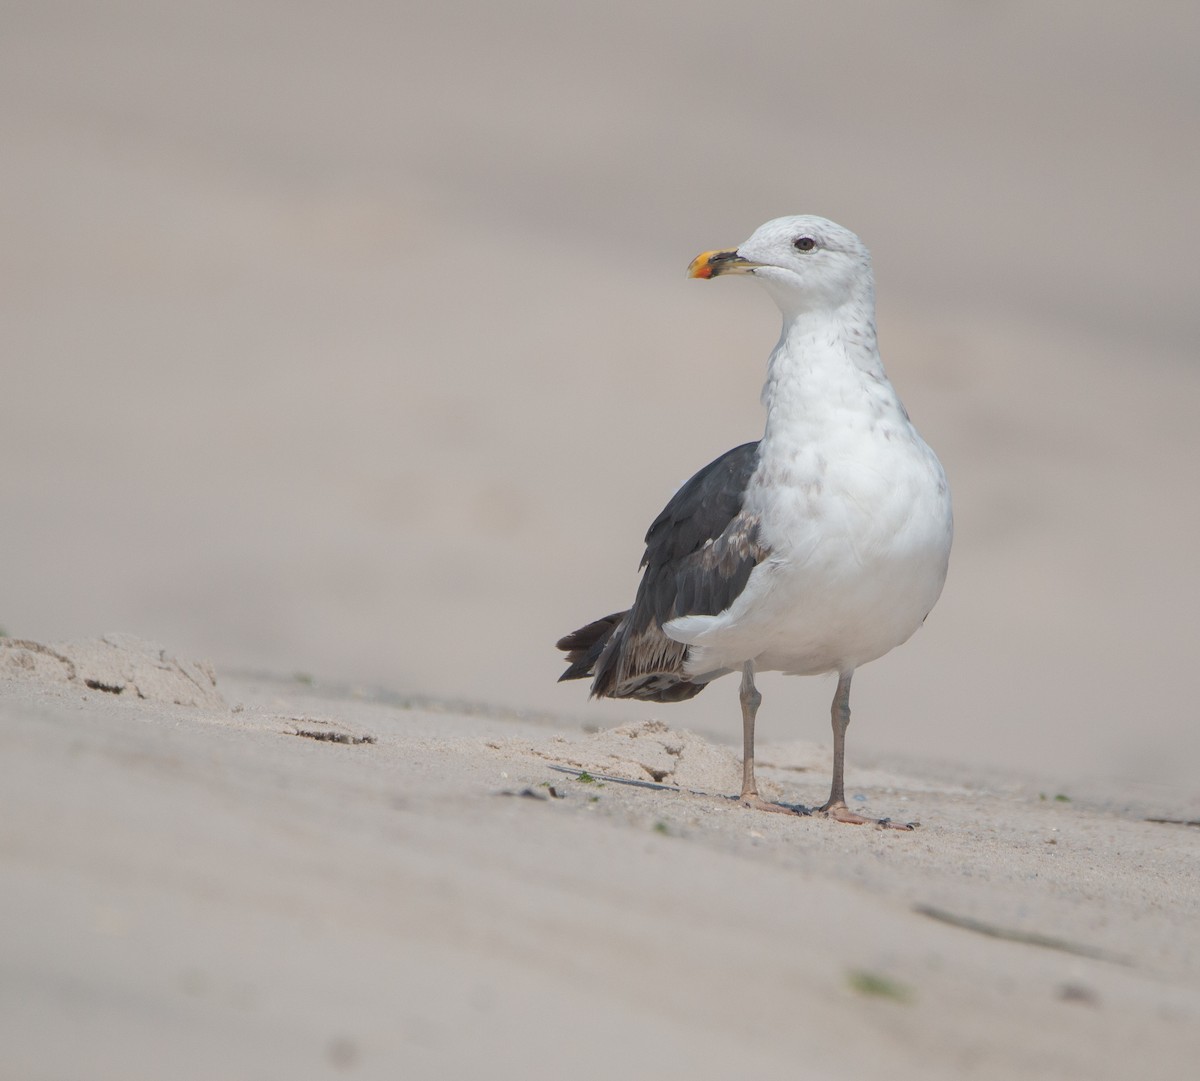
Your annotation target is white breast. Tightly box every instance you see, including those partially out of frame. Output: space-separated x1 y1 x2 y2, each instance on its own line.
665 336 953 681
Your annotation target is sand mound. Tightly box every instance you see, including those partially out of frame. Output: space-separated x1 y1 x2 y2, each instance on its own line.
0 633 223 708
517 719 766 797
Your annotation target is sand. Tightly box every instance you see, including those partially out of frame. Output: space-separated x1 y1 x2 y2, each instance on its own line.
2 638 1199 1079
4 1 1200 1076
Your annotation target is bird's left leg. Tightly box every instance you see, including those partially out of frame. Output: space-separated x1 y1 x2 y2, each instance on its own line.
738 661 797 814
819 671 914 829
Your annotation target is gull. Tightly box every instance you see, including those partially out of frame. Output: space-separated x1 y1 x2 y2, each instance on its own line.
557 216 952 826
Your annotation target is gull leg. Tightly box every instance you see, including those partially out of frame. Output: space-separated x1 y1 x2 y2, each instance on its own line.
738 662 796 815
819 671 914 830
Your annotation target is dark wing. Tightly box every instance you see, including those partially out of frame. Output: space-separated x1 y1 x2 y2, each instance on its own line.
557 441 769 702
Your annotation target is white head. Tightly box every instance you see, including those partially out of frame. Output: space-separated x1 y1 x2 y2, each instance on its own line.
688 215 874 318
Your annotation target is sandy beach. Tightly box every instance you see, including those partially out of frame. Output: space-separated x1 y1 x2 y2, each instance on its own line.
3 636 1199 1079
3 1 1199 1076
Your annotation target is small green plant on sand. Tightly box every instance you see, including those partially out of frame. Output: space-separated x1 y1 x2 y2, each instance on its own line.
847 970 913 1003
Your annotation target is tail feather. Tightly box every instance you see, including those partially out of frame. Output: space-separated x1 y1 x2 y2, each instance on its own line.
556 610 708 703
556 612 627 683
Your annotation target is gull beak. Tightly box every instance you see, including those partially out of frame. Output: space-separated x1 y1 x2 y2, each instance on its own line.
687 248 763 279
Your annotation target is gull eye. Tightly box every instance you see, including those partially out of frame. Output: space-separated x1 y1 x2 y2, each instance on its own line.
793 236 816 252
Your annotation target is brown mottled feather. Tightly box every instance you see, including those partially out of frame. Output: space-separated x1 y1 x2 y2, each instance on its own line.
557 442 768 702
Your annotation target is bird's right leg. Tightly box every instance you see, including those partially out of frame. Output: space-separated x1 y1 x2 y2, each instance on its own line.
738 661 796 814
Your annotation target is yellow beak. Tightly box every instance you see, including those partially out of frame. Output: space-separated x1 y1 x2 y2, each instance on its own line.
686 248 763 279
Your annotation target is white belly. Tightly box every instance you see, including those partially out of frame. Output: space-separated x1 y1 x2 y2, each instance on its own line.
666 423 953 680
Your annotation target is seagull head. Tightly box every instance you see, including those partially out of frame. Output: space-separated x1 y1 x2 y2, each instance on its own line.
687 215 873 316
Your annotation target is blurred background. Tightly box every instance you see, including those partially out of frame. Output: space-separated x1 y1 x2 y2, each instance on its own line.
3 0 1198 788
